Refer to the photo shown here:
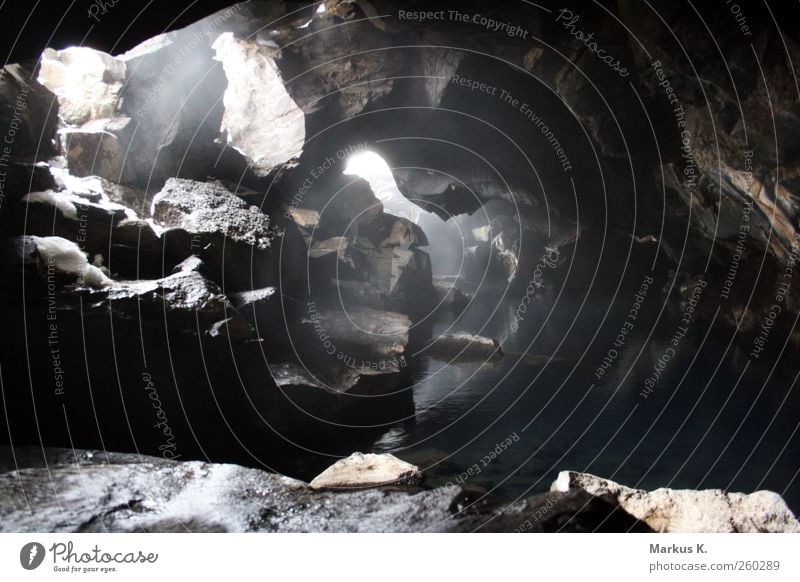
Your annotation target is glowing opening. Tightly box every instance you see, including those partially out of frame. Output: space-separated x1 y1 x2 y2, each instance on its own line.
344 151 422 223
316 3 327 14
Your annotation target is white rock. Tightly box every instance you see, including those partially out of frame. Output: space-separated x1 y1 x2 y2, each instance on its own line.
38 47 125 127
212 32 305 176
552 471 800 533
310 452 422 490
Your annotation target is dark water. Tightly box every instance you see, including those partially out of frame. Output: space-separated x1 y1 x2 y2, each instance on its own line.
356 284 800 511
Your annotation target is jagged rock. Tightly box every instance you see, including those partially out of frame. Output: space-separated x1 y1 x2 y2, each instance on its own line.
310 452 422 490
0 448 455 533
432 279 470 316
59 127 126 182
358 247 433 316
2 447 796 533
303 306 410 360
309 236 351 259
5 235 111 288
152 178 273 248
78 256 253 339
212 32 305 177
286 207 320 231
0 64 60 164
38 47 125 126
552 471 800 533
151 178 277 290
430 332 502 360
380 216 428 248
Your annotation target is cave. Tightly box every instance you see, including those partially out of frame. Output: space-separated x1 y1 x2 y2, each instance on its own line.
0 0 799 535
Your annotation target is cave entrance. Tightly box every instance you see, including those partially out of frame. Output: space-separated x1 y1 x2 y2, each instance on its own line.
342 150 468 280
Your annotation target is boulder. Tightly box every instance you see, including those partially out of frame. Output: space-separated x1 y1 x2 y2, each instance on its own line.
552 471 800 533
79 256 254 340
38 47 125 126
0 64 60 164
5 235 111 288
59 126 126 182
309 452 422 490
151 178 278 290
212 33 305 177
303 306 410 361
432 279 470 316
152 178 273 249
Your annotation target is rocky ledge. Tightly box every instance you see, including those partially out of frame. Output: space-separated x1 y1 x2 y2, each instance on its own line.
1 448 796 533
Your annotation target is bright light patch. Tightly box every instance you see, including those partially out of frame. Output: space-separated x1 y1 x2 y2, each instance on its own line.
316 3 326 14
344 151 422 223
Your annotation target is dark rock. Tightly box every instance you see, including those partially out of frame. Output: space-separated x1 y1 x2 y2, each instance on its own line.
0 64 60 164
151 178 278 291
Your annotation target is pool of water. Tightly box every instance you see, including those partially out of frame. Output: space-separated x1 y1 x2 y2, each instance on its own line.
358 283 800 511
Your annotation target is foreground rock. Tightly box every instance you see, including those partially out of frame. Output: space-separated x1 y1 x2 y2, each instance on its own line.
553 471 800 533
1 448 796 533
0 448 454 533
310 453 422 490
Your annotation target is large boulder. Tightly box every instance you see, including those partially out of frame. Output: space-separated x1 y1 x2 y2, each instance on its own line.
212 32 305 177
310 452 422 490
552 471 800 533
38 47 125 126
151 178 277 290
